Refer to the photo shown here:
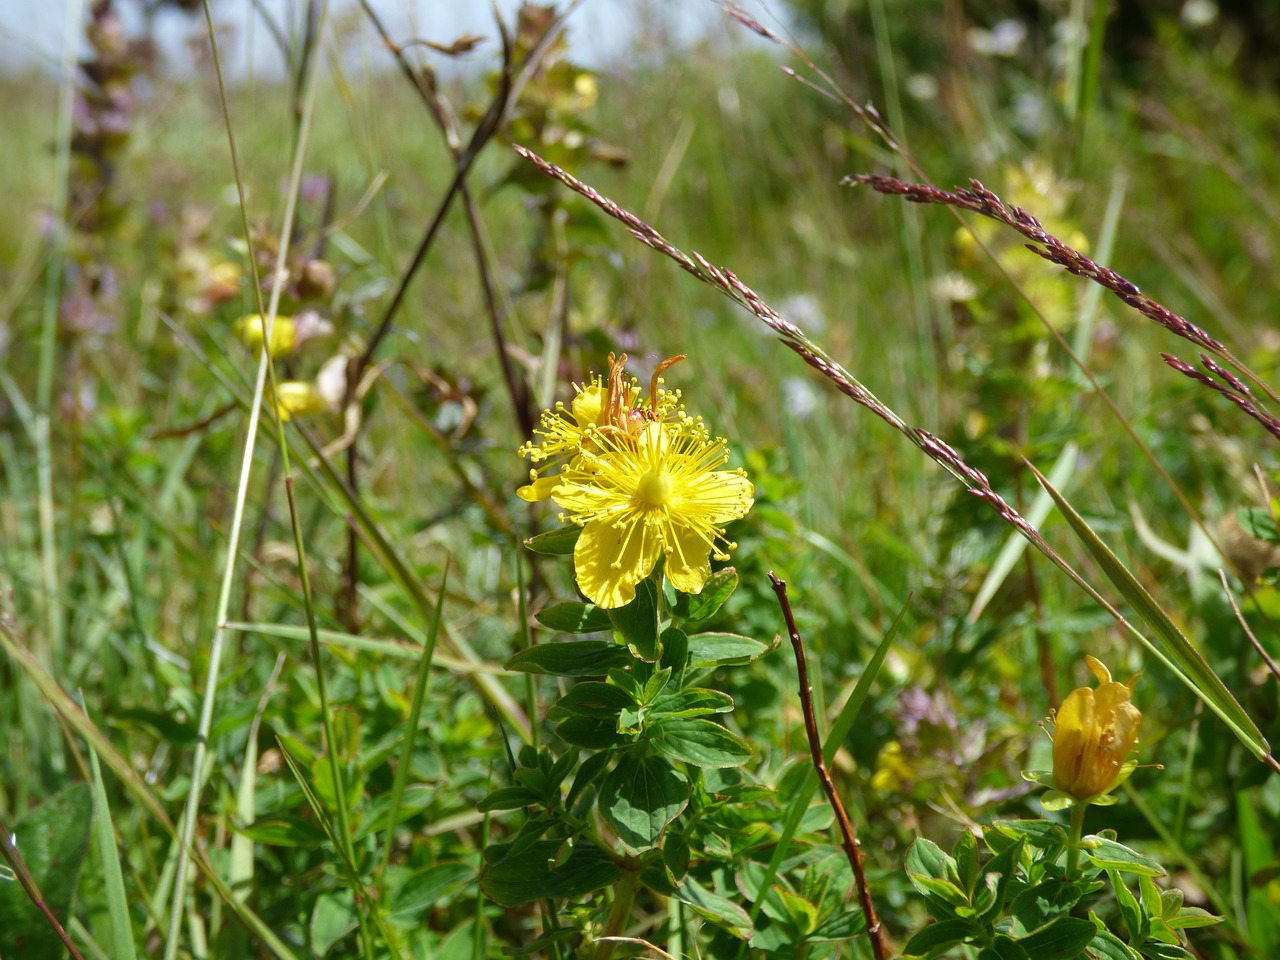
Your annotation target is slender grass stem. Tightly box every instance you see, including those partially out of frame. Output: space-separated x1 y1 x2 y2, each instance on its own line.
33 0 85 670
163 4 326 958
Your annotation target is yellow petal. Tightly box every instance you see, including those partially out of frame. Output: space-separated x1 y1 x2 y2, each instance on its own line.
573 514 659 609
690 471 755 525
663 523 714 596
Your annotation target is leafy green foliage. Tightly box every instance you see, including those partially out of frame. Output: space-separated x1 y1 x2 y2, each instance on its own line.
0 0 1276 957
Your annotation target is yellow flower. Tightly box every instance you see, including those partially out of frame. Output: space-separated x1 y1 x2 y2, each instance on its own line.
549 420 753 608
1051 656 1142 803
235 313 296 357
275 381 329 421
517 353 683 503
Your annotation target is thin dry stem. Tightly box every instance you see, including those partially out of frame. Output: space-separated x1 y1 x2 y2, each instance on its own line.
0 815 87 960
1218 569 1280 683
845 173 1280 414
770 573 890 960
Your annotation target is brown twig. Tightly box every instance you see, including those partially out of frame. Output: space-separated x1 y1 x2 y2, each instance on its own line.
354 0 577 434
769 572 890 960
0 813 88 960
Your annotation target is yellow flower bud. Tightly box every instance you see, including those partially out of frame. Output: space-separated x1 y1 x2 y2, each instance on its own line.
1051 656 1142 802
275 381 329 421
234 313 296 357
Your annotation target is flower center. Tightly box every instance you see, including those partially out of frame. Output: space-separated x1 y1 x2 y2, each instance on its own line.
636 466 673 507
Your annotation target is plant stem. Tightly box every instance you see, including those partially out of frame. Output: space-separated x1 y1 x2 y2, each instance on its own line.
589 868 638 960
1065 801 1087 877
770 573 891 960
0 814 88 960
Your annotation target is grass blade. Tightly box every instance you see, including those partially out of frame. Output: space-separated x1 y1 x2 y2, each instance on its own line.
87 717 140 960
1031 465 1270 762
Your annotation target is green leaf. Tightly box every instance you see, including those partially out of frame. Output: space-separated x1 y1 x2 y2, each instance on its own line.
975 836 1025 923
525 524 581 555
1081 836 1164 876
1012 879 1086 933
659 626 689 685
1237 506 1279 543
598 752 689 851
954 828 979 891
478 786 542 812
992 819 1069 849
1163 906 1222 930
389 863 475 919
988 934 1032 960
1135 944 1193 960
555 716 634 750
904 840 949 881
1016 915 1097 958
311 889 357 956
536 601 614 633
673 567 739 622
901 918 978 958
610 576 661 661
0 784 94 958
674 875 753 939
773 885 820 935
506 640 631 677
89 737 138 960
686 632 772 668
809 908 867 942
567 750 611 809
649 717 752 767
1032 466 1270 762
906 839 964 901
481 838 622 906
650 687 735 720
234 816 332 847
1108 870 1144 941
551 681 636 719
1087 924 1144 960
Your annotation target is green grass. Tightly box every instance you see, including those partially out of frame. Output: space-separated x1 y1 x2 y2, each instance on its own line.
1 3 1279 958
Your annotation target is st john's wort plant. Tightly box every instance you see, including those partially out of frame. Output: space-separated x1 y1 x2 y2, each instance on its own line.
900 657 1219 960
479 353 872 957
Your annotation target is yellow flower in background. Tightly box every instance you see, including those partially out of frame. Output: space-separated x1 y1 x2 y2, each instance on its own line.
1051 656 1143 803
549 419 753 608
235 313 296 357
274 381 329 421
